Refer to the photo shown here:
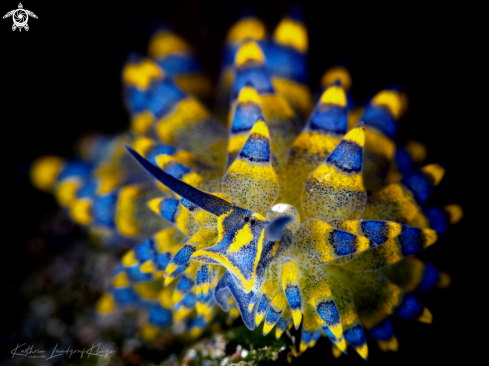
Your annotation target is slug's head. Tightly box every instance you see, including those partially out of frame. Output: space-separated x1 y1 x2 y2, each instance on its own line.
192 205 269 293
126 146 291 293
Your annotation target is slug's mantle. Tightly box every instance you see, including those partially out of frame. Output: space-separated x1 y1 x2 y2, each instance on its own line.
29 9 462 362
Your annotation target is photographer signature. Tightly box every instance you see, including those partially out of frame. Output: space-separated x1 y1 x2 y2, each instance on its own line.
11 342 115 360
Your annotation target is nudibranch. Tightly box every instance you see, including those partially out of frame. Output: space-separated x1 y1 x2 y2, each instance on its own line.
30 9 462 361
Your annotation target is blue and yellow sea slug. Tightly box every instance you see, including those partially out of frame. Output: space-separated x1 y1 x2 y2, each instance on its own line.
29 11 462 360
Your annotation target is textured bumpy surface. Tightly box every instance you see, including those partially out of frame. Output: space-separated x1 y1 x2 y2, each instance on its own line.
29 9 462 361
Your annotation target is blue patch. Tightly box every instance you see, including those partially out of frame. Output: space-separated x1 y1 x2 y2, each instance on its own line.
92 193 118 227
180 198 197 211
214 272 257 330
417 262 440 292
147 144 177 166
156 252 172 270
58 160 92 181
344 325 366 348
177 275 195 292
164 162 191 179
394 147 415 176
368 318 394 341
425 208 449 236
322 327 336 341
329 230 358 257
172 245 196 266
239 133 271 162
155 54 201 75
327 139 363 173
161 198 179 222
393 293 424 320
398 225 424 257
76 180 97 199
232 66 275 100
401 171 434 205
361 105 397 140
148 305 172 327
126 266 152 282
261 41 307 83
126 86 146 114
181 292 197 308
361 221 390 246
188 315 208 330
284 285 301 310
316 301 340 326
146 78 186 119
256 294 271 315
265 306 283 326
113 287 138 305
301 330 313 344
277 316 289 331
308 105 348 134
231 103 263 133
134 239 156 262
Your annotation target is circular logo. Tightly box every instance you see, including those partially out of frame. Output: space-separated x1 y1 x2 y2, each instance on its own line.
12 9 28 27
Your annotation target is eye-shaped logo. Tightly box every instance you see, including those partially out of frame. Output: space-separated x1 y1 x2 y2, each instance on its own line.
3 3 37 32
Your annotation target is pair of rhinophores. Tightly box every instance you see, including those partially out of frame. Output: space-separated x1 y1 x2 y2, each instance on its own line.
30 8 462 360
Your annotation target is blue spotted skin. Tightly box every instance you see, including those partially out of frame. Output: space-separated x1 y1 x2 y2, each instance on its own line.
239 132 271 162
231 102 263 134
214 272 258 330
264 305 283 332
317 301 341 328
326 140 363 174
329 230 362 257
191 205 269 291
165 245 196 277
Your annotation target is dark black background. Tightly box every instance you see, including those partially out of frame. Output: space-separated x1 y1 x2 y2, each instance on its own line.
1 1 482 365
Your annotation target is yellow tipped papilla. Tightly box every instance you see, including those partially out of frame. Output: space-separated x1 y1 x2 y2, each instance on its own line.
223 120 279 214
148 31 190 58
371 90 407 120
235 41 265 67
273 18 308 52
30 156 63 192
321 67 352 90
123 59 163 89
69 199 92 225
302 124 366 221
96 293 116 314
227 18 266 42
131 112 154 135
320 85 347 107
